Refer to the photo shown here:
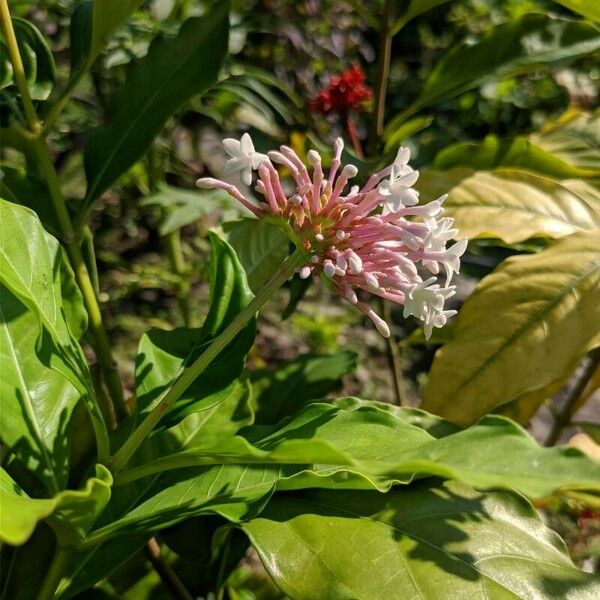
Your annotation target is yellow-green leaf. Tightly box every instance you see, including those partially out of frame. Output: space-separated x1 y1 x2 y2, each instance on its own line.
423 232 600 425
417 168 600 243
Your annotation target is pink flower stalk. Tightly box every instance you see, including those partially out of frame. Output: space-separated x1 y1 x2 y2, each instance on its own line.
197 136 467 339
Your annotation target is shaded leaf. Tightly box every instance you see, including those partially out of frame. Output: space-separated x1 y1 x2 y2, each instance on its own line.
0 465 111 546
135 232 255 429
83 3 229 207
243 482 598 600
69 0 145 70
416 168 600 243
250 351 358 425
224 218 290 293
423 232 600 424
433 133 600 179
0 18 55 101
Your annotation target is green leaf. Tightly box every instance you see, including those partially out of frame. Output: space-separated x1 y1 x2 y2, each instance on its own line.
383 115 433 154
404 13 600 117
0 18 55 101
243 482 599 600
391 1 451 35
250 351 358 425
0 465 111 546
433 133 600 179
0 200 92 490
416 168 600 243
0 164 60 236
223 218 290 293
69 0 145 70
83 3 229 208
135 232 255 429
140 185 244 236
423 231 600 424
531 109 600 174
549 0 600 21
117 402 600 499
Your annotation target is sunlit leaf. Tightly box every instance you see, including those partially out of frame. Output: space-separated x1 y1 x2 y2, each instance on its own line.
416 168 600 243
244 482 598 600
423 232 600 424
549 0 600 22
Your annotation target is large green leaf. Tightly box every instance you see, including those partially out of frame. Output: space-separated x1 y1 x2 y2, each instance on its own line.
0 200 92 491
69 0 145 70
550 0 600 21
394 13 600 122
116 402 600 498
84 400 600 546
433 133 600 179
250 351 358 425
416 168 600 243
83 2 229 208
0 18 55 101
223 219 290 293
423 232 600 424
0 465 111 546
135 232 255 429
243 482 599 600
531 109 600 173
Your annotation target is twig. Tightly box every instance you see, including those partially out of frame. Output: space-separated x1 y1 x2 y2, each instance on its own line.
545 347 600 447
144 538 194 600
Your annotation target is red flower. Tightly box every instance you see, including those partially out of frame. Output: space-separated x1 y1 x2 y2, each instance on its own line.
310 64 373 116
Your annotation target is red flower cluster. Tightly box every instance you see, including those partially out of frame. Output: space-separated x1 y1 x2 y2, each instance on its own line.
310 64 373 116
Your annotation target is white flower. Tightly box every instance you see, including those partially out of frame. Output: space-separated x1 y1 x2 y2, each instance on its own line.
424 308 457 340
222 133 268 186
403 277 456 339
378 146 420 212
438 239 468 286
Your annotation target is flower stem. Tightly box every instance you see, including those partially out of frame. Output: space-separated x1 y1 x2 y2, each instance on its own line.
345 113 364 158
36 548 71 600
109 248 307 473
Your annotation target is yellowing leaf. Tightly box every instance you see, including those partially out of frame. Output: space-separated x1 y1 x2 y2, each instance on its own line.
423 232 600 425
417 168 600 243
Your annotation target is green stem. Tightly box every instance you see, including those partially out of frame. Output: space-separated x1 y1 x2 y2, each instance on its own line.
1 1 116 455
368 0 394 151
0 0 41 132
165 230 192 327
380 299 404 405
109 248 307 473
36 548 71 600
31 135 128 423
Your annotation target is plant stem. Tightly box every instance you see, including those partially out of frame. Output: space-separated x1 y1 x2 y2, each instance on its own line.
165 230 192 327
110 248 307 473
0 0 41 133
1 1 124 444
381 299 404 405
144 537 194 600
545 347 600 447
36 548 71 600
369 0 394 151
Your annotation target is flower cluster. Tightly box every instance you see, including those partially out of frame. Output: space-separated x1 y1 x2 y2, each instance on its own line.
310 64 373 116
197 134 467 339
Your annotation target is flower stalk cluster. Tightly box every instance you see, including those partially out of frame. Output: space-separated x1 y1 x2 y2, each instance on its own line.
198 134 467 339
